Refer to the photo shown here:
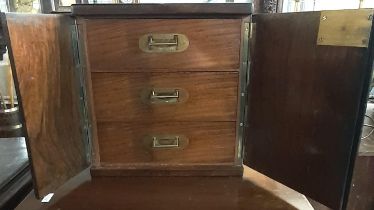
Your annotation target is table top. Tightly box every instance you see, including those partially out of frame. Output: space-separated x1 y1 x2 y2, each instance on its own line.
16 166 314 210
0 137 28 188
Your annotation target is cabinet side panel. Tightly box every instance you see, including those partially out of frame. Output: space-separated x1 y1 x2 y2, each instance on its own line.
4 13 89 198
245 11 374 209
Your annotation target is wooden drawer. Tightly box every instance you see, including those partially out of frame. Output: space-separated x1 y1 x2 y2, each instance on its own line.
97 122 236 164
91 72 238 122
84 19 241 72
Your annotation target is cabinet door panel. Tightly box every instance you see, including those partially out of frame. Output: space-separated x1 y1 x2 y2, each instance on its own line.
1 13 89 198
245 10 374 210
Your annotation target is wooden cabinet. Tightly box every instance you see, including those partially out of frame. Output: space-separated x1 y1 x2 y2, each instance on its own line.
1 4 374 210
80 13 243 176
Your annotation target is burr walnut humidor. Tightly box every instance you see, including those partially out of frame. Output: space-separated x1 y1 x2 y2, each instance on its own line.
2 4 374 210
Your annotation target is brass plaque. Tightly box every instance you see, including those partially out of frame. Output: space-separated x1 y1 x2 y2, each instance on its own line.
317 9 374 47
139 33 189 53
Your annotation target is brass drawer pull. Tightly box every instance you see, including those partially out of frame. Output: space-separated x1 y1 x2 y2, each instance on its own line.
139 33 189 53
149 89 179 104
152 136 179 148
141 88 188 105
143 135 189 149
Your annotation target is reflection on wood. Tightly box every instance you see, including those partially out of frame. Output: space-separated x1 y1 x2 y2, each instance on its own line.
16 167 314 210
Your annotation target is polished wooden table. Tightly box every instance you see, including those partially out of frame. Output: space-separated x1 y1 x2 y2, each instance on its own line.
0 138 32 209
0 138 28 187
16 166 314 210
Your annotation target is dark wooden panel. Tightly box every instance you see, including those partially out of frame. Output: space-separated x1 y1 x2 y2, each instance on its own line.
245 12 374 210
97 122 236 165
72 3 251 17
3 14 89 198
91 72 238 122
85 19 241 71
307 156 374 210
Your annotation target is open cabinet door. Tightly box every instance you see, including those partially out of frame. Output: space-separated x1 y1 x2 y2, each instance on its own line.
1 13 90 198
245 10 374 210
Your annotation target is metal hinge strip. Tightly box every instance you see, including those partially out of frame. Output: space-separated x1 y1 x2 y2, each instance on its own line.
71 22 92 163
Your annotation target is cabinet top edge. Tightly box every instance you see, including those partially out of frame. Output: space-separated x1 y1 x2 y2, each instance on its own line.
71 3 252 17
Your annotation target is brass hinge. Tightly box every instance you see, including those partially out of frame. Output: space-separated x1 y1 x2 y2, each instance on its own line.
317 9 374 48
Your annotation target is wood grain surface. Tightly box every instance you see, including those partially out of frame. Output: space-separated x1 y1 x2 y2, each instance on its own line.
91 72 238 122
97 121 236 165
72 3 252 17
4 14 89 198
84 19 241 71
245 12 374 210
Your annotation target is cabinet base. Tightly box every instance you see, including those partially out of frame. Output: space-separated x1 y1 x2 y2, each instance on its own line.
90 165 243 177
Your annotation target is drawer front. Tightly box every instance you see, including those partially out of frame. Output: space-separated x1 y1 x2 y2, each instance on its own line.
97 122 236 164
91 72 238 122
85 19 241 72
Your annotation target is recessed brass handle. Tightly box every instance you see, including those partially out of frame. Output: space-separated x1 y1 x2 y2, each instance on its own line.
152 136 180 148
149 89 179 104
148 35 178 48
139 33 189 53
141 88 188 105
143 135 189 149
